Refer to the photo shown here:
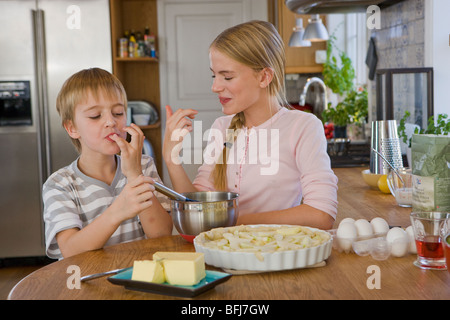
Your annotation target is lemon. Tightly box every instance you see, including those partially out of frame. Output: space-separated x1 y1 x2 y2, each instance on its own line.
377 175 391 194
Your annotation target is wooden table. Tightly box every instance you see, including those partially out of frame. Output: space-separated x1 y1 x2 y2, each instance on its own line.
8 167 450 301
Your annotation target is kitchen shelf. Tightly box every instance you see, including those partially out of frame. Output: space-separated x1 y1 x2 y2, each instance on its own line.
115 57 158 62
110 0 163 174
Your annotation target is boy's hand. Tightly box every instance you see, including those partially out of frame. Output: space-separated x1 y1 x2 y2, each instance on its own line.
111 123 144 180
111 175 155 221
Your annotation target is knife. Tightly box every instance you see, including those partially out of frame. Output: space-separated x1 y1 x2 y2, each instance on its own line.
80 267 129 282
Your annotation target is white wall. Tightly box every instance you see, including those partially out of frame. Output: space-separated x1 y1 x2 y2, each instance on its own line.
427 0 450 116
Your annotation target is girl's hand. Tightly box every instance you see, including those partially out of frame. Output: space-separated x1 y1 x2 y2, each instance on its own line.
163 105 198 166
111 175 155 221
111 123 144 180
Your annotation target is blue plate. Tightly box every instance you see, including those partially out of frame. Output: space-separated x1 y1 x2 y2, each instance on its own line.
108 268 231 298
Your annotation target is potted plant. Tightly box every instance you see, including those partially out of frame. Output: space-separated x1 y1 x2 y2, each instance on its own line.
398 111 450 146
322 33 354 96
321 31 368 139
398 111 449 165
321 87 368 138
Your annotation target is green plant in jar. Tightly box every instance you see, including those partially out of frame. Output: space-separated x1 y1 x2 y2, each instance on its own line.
322 87 368 127
398 111 449 147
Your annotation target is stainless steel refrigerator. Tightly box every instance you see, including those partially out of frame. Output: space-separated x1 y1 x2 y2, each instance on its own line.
0 0 112 258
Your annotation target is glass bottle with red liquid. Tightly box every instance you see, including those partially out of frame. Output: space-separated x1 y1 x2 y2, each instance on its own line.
410 212 449 270
416 236 444 259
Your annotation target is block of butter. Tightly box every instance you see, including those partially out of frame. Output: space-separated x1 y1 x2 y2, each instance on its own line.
153 252 206 286
131 260 165 283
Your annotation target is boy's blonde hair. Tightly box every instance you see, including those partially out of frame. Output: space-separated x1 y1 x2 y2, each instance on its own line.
210 20 288 191
56 68 127 153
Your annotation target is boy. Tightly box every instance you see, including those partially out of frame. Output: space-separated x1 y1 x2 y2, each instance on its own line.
43 68 172 259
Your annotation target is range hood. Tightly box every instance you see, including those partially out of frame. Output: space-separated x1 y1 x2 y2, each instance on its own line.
285 0 405 14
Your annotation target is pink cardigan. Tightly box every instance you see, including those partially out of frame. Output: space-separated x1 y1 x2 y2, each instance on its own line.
193 107 338 220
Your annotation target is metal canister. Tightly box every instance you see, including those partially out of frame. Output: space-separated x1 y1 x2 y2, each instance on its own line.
370 120 403 174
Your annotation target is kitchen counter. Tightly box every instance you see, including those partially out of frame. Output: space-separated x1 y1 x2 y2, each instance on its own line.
8 167 450 301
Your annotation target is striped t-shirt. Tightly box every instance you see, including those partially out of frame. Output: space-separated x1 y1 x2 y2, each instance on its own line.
43 155 169 259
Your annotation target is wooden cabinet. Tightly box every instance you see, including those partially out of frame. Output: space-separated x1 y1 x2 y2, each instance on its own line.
273 0 327 74
109 0 162 173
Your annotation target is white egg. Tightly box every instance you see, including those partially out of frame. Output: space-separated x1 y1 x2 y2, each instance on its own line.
337 222 357 252
370 217 390 234
354 219 373 237
337 222 357 238
339 218 355 226
405 226 417 254
386 227 410 257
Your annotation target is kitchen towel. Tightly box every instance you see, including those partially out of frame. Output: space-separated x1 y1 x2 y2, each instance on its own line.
366 36 378 80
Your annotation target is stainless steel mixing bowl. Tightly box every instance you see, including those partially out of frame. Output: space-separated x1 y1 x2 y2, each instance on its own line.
170 191 239 242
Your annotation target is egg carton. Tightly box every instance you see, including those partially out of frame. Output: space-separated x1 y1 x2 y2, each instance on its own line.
328 228 416 261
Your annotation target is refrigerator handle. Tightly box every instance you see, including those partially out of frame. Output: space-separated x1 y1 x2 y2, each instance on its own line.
32 9 52 180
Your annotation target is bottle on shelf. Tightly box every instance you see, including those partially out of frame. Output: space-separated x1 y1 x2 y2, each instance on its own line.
118 27 157 59
144 26 156 58
118 37 128 57
128 30 137 57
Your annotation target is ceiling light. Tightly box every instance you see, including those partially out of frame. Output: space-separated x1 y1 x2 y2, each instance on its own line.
303 14 329 41
288 18 311 47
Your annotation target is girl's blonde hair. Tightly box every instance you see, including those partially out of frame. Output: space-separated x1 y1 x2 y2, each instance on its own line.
56 68 127 153
210 20 288 191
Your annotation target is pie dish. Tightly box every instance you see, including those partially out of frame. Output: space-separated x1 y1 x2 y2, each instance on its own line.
193 225 333 271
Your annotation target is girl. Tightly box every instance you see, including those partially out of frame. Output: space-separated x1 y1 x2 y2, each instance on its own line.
163 21 338 230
